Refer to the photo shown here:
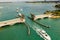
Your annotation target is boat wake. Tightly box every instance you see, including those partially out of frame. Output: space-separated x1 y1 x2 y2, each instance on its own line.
32 26 51 40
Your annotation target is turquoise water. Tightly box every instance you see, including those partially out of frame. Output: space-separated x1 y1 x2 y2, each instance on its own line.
0 2 60 40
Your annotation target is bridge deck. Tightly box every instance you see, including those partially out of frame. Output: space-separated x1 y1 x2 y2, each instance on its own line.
34 14 51 20
0 18 25 27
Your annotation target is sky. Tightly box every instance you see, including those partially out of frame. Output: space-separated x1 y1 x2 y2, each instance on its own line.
0 0 59 2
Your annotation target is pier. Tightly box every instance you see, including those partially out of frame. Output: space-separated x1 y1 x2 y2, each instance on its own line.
0 18 25 27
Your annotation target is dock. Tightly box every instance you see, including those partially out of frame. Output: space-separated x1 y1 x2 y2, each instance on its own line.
33 14 52 20
0 18 25 27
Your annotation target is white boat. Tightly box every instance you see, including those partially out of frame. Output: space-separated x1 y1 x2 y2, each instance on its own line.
18 13 22 16
20 9 23 11
36 28 51 40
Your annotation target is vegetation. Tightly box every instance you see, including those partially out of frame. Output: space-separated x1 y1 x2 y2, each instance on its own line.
44 10 60 16
51 10 60 16
55 4 60 8
25 1 59 3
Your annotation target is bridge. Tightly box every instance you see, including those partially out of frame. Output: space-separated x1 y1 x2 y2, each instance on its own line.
34 14 52 20
0 18 25 27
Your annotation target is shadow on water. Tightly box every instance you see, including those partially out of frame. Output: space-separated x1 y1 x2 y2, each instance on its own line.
0 23 24 31
49 18 60 21
0 25 11 31
27 16 51 28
